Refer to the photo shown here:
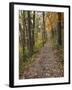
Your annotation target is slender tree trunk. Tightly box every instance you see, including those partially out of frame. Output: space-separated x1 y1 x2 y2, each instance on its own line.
19 11 26 56
22 11 26 53
25 12 29 51
32 11 35 47
57 13 62 45
27 11 32 56
19 23 22 46
31 11 35 52
42 12 46 46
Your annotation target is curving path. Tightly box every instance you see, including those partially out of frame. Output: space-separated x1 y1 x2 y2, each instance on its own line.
22 42 64 79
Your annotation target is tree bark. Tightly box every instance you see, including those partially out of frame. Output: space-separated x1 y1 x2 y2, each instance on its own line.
32 11 35 47
22 11 26 52
57 13 62 45
31 11 35 52
27 11 32 56
19 11 26 55
42 12 46 46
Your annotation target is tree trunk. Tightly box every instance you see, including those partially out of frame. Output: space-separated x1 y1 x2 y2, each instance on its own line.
27 11 32 56
24 12 29 51
22 11 26 53
32 11 35 47
57 13 62 45
42 12 46 46
19 11 26 56
31 11 35 52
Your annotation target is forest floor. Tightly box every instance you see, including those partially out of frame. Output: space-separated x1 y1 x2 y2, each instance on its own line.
21 41 64 79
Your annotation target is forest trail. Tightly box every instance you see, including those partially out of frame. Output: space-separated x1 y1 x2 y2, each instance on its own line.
22 42 64 79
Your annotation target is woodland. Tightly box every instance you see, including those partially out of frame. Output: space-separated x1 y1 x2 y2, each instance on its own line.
19 11 64 79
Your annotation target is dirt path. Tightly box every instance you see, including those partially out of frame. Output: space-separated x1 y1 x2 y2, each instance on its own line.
22 42 64 79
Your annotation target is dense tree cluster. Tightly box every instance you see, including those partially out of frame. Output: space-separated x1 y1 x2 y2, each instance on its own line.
19 11 48 62
46 12 64 46
19 11 64 78
19 11 64 62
